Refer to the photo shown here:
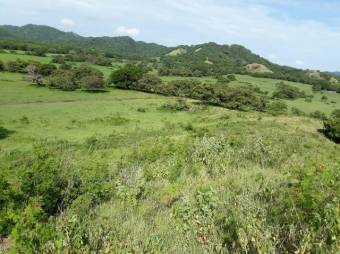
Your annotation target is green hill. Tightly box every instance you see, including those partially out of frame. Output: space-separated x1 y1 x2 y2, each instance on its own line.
0 24 168 58
0 24 339 91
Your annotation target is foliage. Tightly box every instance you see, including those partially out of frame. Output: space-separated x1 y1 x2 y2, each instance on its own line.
272 82 306 100
73 64 103 81
108 64 146 89
0 60 4 71
80 75 106 92
0 126 12 139
267 100 288 116
323 112 340 142
266 166 339 252
46 70 77 90
309 110 327 121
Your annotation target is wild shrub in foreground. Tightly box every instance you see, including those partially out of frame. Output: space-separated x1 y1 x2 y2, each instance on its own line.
267 166 339 253
323 113 340 143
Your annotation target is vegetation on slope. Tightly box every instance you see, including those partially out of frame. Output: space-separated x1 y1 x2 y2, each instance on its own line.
0 48 339 253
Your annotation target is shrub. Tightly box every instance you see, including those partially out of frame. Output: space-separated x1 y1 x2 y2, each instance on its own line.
73 64 103 81
272 82 306 100
0 126 12 139
323 114 340 143
267 166 339 252
136 73 162 92
6 59 29 73
46 70 77 91
0 60 4 71
108 64 146 89
309 110 327 121
215 75 230 85
51 55 66 64
291 107 305 116
38 64 57 76
80 75 106 92
160 99 191 112
227 74 236 81
59 63 72 70
267 100 288 116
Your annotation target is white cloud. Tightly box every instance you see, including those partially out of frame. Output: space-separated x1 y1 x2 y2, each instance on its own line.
60 18 75 27
295 60 305 66
114 26 140 37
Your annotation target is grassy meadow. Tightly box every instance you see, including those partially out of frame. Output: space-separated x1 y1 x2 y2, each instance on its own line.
0 51 339 253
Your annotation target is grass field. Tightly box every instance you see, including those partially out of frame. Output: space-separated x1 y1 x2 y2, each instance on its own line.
0 52 339 253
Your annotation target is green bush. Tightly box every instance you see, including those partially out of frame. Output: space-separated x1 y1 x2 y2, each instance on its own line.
46 70 77 91
291 107 305 116
267 100 288 116
0 60 4 71
80 75 106 92
323 114 340 143
109 64 146 89
272 82 306 100
73 64 103 81
160 99 192 112
267 166 339 252
309 110 327 120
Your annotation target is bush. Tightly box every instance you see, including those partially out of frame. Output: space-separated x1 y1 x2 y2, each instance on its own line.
323 114 340 143
46 70 77 91
267 100 288 116
0 126 12 139
291 107 305 116
309 110 327 121
160 99 191 112
109 64 146 89
59 63 72 70
80 75 106 92
227 74 236 81
215 75 230 85
0 60 4 71
136 73 162 92
272 82 306 100
73 64 103 81
39 63 57 76
267 166 339 252
6 59 29 73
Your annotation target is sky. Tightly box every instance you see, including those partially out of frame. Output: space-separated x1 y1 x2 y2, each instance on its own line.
0 0 339 71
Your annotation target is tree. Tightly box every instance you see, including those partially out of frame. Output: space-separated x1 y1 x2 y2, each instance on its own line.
272 82 306 100
80 75 106 92
108 64 146 89
39 64 57 76
73 64 103 81
136 73 162 92
46 70 77 91
26 64 43 86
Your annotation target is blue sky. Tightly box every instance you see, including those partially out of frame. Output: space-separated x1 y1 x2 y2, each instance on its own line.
0 0 339 71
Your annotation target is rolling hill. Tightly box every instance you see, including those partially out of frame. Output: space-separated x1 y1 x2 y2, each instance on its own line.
0 24 339 91
0 24 168 58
